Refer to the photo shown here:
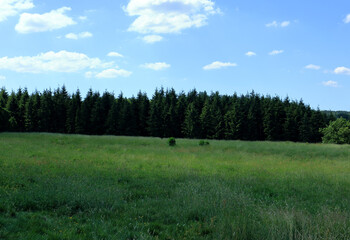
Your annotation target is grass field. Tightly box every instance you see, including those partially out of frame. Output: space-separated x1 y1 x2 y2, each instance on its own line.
0 133 350 239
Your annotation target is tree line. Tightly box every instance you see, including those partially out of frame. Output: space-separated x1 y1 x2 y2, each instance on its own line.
0 86 336 142
322 111 350 121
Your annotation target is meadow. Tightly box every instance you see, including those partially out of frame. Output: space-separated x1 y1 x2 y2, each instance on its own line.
0 133 350 240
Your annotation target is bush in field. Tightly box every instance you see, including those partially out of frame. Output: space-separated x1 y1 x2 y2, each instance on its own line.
320 118 350 144
199 140 210 146
168 137 176 146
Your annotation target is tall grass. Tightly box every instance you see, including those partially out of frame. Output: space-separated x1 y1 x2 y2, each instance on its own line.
0 133 349 239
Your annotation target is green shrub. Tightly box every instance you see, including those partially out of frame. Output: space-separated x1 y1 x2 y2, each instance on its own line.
320 117 350 144
199 140 210 146
168 137 176 146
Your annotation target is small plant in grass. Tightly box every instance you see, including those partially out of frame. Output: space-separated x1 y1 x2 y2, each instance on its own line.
168 137 176 146
199 140 210 146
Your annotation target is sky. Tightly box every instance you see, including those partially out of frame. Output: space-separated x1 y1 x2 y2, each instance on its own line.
0 0 350 111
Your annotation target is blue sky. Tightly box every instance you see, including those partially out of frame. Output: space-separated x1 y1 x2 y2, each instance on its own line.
0 0 349 110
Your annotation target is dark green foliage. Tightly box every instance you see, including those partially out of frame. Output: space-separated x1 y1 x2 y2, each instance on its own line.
0 86 333 143
52 86 68 133
6 91 19 131
322 110 350 120
168 137 176 146
38 89 54 132
149 88 165 137
0 88 9 132
182 102 200 138
66 89 81 134
320 117 350 144
199 140 209 146
136 91 150 136
24 91 40 132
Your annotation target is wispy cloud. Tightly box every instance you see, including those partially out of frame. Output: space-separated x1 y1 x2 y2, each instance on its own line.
107 52 124 58
322 81 338 87
280 21 290 27
65 32 93 40
143 35 163 44
0 75 6 80
269 50 284 55
15 7 76 33
266 20 290 28
305 64 321 70
203 61 237 70
79 16 87 21
344 14 350 23
141 62 171 71
95 69 132 78
245 51 256 57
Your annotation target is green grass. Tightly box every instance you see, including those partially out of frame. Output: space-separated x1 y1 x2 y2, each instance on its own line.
0 133 350 239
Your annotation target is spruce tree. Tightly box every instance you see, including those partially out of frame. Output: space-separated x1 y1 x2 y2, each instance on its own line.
182 102 200 138
25 92 41 132
136 91 150 136
6 91 19 131
38 89 54 132
149 88 165 137
0 88 9 132
66 89 82 134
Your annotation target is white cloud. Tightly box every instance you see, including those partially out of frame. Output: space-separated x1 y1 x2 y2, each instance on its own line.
65 32 93 40
0 75 6 80
0 50 113 73
245 51 256 57
344 14 350 23
305 64 321 70
322 81 338 87
0 0 34 22
280 21 290 27
269 50 284 55
15 7 76 33
124 0 220 34
266 20 290 28
79 32 92 38
334 66 350 75
95 69 132 78
143 35 163 43
203 61 237 70
141 62 171 71
107 52 124 58
79 16 87 21
266 21 278 27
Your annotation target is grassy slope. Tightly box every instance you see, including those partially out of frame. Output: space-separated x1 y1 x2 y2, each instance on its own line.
0 133 350 240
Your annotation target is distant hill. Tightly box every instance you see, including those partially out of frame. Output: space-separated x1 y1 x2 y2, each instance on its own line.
322 111 350 120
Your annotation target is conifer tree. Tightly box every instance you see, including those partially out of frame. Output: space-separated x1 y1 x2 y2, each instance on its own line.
0 88 9 132
25 92 41 132
17 88 29 132
106 93 124 135
175 92 187 138
200 99 215 139
38 89 54 132
299 107 312 142
149 88 165 137
136 91 150 136
6 91 19 131
182 102 200 138
163 88 178 137
66 89 82 134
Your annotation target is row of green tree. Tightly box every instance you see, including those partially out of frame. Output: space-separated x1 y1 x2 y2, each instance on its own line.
0 86 336 142
322 111 350 120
